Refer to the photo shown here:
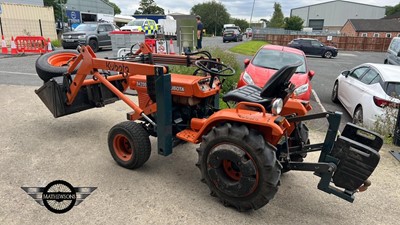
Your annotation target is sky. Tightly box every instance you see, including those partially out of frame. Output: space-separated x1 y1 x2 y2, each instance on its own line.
111 0 400 21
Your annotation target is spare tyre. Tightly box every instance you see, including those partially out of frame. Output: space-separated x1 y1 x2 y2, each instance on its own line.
36 50 80 82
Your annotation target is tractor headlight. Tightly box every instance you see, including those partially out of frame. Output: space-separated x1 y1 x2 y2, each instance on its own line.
243 71 254 85
271 98 283 115
294 83 309 96
77 35 86 39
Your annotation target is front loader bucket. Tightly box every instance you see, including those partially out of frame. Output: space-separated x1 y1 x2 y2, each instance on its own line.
35 78 123 118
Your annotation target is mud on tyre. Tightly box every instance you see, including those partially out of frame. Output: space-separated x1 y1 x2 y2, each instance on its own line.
196 123 281 211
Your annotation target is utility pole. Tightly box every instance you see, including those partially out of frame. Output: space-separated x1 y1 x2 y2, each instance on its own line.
249 0 256 28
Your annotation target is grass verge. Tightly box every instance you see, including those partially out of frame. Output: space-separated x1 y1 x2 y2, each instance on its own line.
229 40 268 56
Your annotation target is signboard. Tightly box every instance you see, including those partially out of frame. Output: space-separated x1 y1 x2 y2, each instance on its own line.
327 35 333 41
66 10 81 24
156 39 167 54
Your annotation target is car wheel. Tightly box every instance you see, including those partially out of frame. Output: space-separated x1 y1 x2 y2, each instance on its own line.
331 81 340 103
323 51 333 59
353 106 363 126
88 39 99 52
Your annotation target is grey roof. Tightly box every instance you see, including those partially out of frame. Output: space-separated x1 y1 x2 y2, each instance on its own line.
291 0 384 11
348 19 400 32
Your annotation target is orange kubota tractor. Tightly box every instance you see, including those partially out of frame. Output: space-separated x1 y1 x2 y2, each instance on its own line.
35 44 383 211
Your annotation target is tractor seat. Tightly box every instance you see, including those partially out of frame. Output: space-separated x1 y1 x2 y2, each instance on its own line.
222 85 272 106
222 62 302 109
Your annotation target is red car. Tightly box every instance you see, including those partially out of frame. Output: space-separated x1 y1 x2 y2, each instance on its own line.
237 45 315 100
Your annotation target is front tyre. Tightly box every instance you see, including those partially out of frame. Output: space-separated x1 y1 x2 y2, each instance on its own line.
88 39 99 52
331 81 340 103
108 121 151 169
196 123 281 211
323 51 333 58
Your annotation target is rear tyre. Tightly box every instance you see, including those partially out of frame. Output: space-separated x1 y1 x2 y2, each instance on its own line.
196 123 281 211
108 121 151 169
331 81 340 103
88 39 99 52
35 50 79 82
353 106 363 126
323 51 333 58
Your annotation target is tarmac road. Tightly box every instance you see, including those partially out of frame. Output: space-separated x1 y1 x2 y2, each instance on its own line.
0 38 399 224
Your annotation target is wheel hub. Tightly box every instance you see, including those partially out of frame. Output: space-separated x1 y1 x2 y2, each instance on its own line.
207 144 258 197
113 134 133 161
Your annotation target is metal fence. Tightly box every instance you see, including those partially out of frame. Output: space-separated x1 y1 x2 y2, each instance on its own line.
0 18 57 44
252 28 343 36
253 33 392 52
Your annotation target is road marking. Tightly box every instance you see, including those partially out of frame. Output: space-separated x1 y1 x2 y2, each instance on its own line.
338 53 357 57
312 89 326 112
0 71 37 76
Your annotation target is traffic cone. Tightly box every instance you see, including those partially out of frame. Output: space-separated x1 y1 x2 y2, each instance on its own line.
46 38 53 52
10 36 17 55
1 35 8 54
169 39 175 55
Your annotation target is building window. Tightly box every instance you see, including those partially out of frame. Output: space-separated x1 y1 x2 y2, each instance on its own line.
386 33 392 38
373 33 380 37
361 33 367 37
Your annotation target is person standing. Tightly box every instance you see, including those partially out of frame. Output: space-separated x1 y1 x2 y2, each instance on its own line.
196 15 203 50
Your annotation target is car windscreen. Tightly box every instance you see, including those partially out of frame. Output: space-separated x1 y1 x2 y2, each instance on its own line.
127 20 145 26
386 82 400 97
74 24 97 31
224 29 235 33
252 49 307 73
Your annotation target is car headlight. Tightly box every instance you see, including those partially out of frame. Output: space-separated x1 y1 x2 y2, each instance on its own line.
294 83 309 96
271 98 283 115
77 35 86 39
243 71 254 85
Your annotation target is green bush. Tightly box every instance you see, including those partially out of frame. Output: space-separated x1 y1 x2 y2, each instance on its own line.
373 106 397 144
51 39 61 47
169 46 241 95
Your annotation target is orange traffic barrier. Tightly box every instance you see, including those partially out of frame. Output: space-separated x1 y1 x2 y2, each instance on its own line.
14 36 47 54
145 39 156 53
1 35 8 54
169 39 175 55
10 36 17 55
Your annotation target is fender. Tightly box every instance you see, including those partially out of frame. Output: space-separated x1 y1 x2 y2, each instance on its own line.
181 103 291 145
86 35 98 45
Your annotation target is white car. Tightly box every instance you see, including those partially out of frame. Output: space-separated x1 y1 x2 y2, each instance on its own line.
331 63 400 128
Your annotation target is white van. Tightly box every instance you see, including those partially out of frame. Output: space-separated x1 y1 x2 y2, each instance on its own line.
384 37 400 65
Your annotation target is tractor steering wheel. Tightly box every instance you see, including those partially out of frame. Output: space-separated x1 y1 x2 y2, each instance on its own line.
194 59 235 77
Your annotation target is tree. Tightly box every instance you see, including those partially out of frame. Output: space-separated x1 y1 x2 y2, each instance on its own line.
269 2 285 28
386 3 400 16
191 0 230 36
284 16 304 30
134 0 165 15
104 0 121 15
232 18 249 31
44 0 68 22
